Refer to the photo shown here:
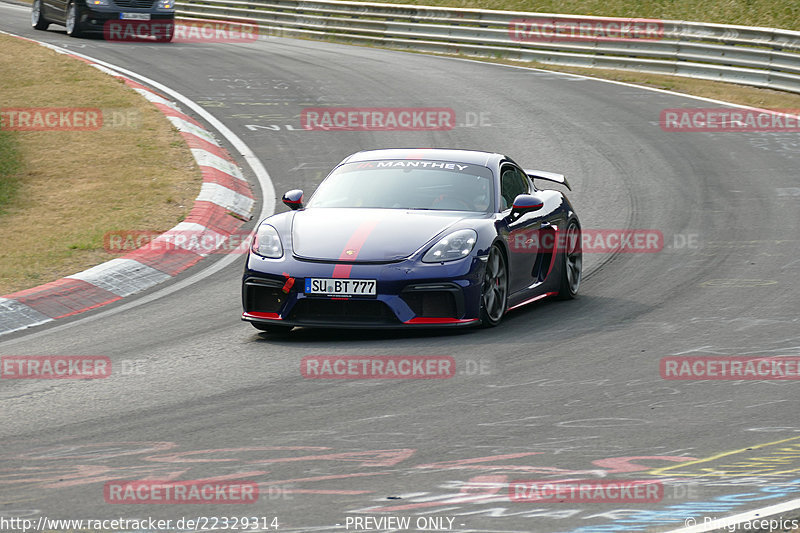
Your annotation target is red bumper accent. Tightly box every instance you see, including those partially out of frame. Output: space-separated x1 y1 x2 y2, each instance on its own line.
507 291 558 311
404 317 479 325
242 311 282 320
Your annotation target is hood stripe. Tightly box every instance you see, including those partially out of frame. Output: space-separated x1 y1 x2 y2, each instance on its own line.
332 220 380 278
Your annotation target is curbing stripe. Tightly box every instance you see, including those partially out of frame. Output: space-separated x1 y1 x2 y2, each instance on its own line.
195 182 255 218
124 245 204 277
180 132 231 160
0 298 52 335
5 279 121 320
163 107 203 128
167 115 217 144
150 222 229 258
66 258 172 298
150 101 186 118
184 201 251 236
131 87 181 111
198 166 254 198
191 148 247 181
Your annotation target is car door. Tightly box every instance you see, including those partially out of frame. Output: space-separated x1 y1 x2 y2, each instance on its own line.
500 164 543 294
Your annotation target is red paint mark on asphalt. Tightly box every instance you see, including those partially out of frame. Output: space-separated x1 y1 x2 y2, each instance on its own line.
591 455 697 473
145 446 330 463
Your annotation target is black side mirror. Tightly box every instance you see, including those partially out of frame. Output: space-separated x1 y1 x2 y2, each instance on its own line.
510 193 544 218
282 189 304 210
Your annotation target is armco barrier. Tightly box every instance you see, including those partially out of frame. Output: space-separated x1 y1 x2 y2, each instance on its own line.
175 0 800 93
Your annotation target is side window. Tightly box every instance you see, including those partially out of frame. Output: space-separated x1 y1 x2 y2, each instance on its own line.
500 166 530 210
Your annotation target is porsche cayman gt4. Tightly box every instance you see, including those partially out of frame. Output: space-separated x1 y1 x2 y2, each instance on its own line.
242 148 581 332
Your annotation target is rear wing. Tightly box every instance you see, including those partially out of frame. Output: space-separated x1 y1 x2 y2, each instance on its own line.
525 169 571 191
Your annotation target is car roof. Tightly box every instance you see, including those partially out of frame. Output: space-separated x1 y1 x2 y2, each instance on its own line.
341 149 505 168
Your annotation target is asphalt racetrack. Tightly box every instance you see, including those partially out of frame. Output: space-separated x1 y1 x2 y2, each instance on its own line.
1 4 800 532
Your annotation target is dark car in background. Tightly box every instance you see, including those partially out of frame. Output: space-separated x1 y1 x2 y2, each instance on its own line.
31 0 175 40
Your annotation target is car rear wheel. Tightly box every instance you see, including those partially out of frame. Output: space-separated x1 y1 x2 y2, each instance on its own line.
557 219 582 299
32 0 50 30
65 2 83 37
480 245 508 327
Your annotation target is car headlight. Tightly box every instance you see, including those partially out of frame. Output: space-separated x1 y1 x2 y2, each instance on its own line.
422 229 477 263
85 0 109 6
251 224 283 259
156 0 173 8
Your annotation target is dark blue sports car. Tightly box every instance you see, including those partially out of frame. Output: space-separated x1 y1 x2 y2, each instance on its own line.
242 148 581 332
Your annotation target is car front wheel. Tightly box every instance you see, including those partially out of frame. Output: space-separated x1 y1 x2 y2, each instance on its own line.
32 0 50 30
65 2 83 37
479 245 508 327
557 219 582 299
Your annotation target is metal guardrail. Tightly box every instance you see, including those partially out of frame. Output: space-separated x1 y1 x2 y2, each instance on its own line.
175 0 800 94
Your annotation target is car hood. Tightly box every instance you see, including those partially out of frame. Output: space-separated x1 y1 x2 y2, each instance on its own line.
291 208 468 262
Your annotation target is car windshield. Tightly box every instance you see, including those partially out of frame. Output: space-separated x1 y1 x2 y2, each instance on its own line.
306 160 494 212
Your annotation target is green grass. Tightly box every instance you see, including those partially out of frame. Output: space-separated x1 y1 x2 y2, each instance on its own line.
0 33 200 295
361 0 800 31
0 131 22 216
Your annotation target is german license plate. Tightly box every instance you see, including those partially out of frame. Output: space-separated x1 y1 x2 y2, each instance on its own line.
305 278 376 297
120 12 151 19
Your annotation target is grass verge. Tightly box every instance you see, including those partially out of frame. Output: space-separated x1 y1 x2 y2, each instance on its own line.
359 0 800 31
0 33 200 294
0 131 22 216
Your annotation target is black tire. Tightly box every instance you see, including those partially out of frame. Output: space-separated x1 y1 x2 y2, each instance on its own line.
32 0 50 30
65 2 83 38
479 244 508 327
556 219 582 299
251 323 293 335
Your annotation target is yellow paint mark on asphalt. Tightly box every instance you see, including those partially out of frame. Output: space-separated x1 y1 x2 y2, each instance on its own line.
648 435 800 477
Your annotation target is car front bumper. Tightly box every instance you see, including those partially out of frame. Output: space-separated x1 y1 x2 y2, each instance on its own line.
78 7 174 34
242 253 486 329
